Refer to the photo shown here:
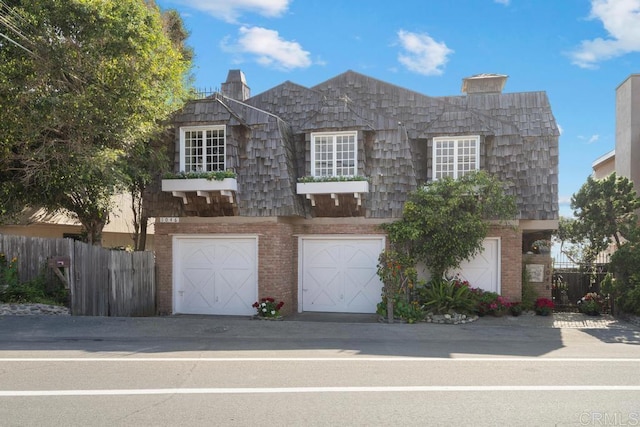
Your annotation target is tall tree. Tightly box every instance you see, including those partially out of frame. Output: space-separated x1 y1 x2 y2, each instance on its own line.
383 171 517 281
123 2 193 251
0 0 191 245
569 173 640 261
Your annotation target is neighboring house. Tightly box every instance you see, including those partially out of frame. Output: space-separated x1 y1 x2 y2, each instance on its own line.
146 70 559 316
592 150 615 180
591 74 640 263
0 193 155 250
592 74 640 197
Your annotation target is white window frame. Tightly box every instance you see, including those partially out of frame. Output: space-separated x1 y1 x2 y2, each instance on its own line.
432 136 480 179
179 125 226 173
310 131 357 177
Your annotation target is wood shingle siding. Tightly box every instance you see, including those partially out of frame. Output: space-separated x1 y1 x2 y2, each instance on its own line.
147 70 558 221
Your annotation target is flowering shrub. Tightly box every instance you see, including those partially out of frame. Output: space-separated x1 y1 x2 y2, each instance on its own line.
476 291 511 316
252 297 284 318
577 292 605 315
534 298 554 316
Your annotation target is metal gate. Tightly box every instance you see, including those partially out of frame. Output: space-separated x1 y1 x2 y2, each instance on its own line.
552 253 610 312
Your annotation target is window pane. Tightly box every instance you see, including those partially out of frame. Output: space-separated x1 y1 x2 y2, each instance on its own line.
434 137 479 179
314 135 333 176
182 127 225 172
184 130 204 172
313 133 356 177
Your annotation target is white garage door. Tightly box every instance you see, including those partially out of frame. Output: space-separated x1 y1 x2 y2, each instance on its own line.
300 237 385 313
450 238 500 293
173 236 257 315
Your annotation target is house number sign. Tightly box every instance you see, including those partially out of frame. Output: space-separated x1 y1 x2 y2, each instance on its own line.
525 264 545 283
159 217 180 223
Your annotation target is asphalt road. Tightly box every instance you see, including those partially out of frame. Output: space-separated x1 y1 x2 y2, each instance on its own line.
1 314 639 426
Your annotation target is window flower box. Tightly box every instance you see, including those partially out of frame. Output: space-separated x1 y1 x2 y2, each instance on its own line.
161 177 237 193
296 180 369 195
296 178 368 207
162 178 237 204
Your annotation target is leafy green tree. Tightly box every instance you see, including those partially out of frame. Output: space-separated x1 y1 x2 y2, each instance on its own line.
122 3 193 251
554 216 591 264
569 174 640 262
0 0 191 245
609 227 640 315
383 171 517 281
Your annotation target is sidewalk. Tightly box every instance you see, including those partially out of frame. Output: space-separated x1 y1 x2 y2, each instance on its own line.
289 311 638 330
473 312 635 329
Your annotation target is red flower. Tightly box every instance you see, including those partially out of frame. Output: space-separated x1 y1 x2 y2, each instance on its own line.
535 298 554 309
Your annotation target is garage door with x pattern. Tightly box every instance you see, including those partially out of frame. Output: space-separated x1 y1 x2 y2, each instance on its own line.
173 236 258 315
300 237 385 313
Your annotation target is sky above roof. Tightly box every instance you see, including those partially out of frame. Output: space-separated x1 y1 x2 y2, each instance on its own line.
157 0 640 218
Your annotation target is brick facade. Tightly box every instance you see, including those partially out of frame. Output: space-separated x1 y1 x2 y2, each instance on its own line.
522 253 553 300
155 217 527 315
490 225 523 302
155 217 388 315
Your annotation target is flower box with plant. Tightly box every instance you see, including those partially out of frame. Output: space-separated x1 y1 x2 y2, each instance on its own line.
534 298 554 316
296 175 369 196
252 297 284 319
161 170 237 193
577 292 604 316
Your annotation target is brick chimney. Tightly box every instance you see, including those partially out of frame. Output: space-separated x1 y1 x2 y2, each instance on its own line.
461 73 508 95
221 69 250 101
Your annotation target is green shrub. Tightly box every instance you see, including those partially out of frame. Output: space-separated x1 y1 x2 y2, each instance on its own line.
376 294 424 323
419 278 477 315
0 258 68 306
0 253 19 290
609 229 640 315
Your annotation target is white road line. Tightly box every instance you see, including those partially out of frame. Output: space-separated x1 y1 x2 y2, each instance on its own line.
1 357 640 362
2 385 640 397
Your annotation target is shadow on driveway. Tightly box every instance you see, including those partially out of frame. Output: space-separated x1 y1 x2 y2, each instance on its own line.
0 313 571 358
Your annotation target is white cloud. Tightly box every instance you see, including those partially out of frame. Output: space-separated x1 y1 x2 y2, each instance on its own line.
171 0 290 23
494 0 510 5
557 124 564 134
397 30 453 76
570 0 640 68
221 26 311 70
577 134 600 143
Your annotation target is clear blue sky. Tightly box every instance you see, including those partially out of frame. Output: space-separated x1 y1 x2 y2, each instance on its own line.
157 0 640 218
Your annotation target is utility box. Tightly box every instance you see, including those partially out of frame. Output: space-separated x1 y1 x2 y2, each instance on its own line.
48 256 70 268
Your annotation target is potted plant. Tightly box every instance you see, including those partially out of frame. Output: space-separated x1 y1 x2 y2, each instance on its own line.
252 297 284 319
532 239 551 254
534 298 554 316
509 302 523 316
577 292 604 316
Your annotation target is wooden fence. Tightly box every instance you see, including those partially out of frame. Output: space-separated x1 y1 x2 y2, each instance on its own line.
0 234 156 316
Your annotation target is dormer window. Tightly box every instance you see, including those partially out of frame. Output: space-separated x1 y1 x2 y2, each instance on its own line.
433 136 480 179
180 125 226 172
311 131 357 177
